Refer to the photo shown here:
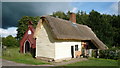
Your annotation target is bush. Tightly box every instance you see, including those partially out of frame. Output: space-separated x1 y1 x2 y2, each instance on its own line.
99 48 120 60
92 49 98 58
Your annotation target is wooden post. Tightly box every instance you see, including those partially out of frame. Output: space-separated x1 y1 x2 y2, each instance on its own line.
89 49 92 57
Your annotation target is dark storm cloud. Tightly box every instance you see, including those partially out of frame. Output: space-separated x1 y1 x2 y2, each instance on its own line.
0 2 2 28
2 2 73 29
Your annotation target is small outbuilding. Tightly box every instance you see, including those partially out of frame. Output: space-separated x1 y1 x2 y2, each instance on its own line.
20 21 36 57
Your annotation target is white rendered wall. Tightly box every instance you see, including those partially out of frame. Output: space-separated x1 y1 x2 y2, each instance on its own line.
54 41 81 60
36 23 55 58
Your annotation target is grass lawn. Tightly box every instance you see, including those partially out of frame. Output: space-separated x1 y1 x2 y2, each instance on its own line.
2 47 50 65
65 58 118 66
2 47 119 66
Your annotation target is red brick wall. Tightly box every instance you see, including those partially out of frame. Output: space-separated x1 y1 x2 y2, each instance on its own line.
20 25 36 53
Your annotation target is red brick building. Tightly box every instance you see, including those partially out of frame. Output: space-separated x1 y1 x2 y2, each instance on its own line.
20 21 36 57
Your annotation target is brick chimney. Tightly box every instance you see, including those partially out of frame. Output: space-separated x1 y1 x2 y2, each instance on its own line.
69 13 76 23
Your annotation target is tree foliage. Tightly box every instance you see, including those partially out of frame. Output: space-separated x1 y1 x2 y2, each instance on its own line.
88 10 114 47
52 11 69 20
2 35 19 47
16 16 40 40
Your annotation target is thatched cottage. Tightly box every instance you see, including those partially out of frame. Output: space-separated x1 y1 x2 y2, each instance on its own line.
20 13 108 62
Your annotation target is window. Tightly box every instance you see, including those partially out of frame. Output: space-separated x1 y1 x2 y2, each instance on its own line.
75 45 78 51
28 30 32 35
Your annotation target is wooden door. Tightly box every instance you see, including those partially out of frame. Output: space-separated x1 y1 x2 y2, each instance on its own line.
71 46 74 58
25 41 30 53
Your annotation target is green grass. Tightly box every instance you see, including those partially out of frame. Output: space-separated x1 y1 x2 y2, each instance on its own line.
2 47 119 66
2 47 50 65
65 58 118 66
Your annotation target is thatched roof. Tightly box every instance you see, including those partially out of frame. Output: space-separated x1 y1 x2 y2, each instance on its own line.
34 16 108 50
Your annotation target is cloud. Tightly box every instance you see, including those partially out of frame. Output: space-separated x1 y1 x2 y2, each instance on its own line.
2 2 74 37
0 27 17 37
110 2 118 15
2 2 73 29
102 2 118 15
71 7 78 13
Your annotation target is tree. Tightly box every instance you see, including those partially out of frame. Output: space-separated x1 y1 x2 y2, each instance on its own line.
16 16 40 40
100 15 114 47
88 10 115 47
110 15 120 47
76 10 89 25
2 35 19 47
52 11 67 20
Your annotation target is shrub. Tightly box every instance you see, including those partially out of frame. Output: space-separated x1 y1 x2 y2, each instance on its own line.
99 48 120 60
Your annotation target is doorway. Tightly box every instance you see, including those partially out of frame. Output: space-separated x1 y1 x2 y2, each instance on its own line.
24 41 30 53
71 46 74 58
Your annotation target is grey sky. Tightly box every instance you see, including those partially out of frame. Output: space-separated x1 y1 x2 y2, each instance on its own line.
118 1 120 15
2 2 73 28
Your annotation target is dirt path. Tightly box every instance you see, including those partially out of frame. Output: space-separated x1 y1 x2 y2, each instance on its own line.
2 59 32 66
1 58 88 66
1 59 53 66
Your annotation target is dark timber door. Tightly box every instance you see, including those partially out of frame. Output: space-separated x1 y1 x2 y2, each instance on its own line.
31 48 36 58
71 46 74 58
25 41 30 53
